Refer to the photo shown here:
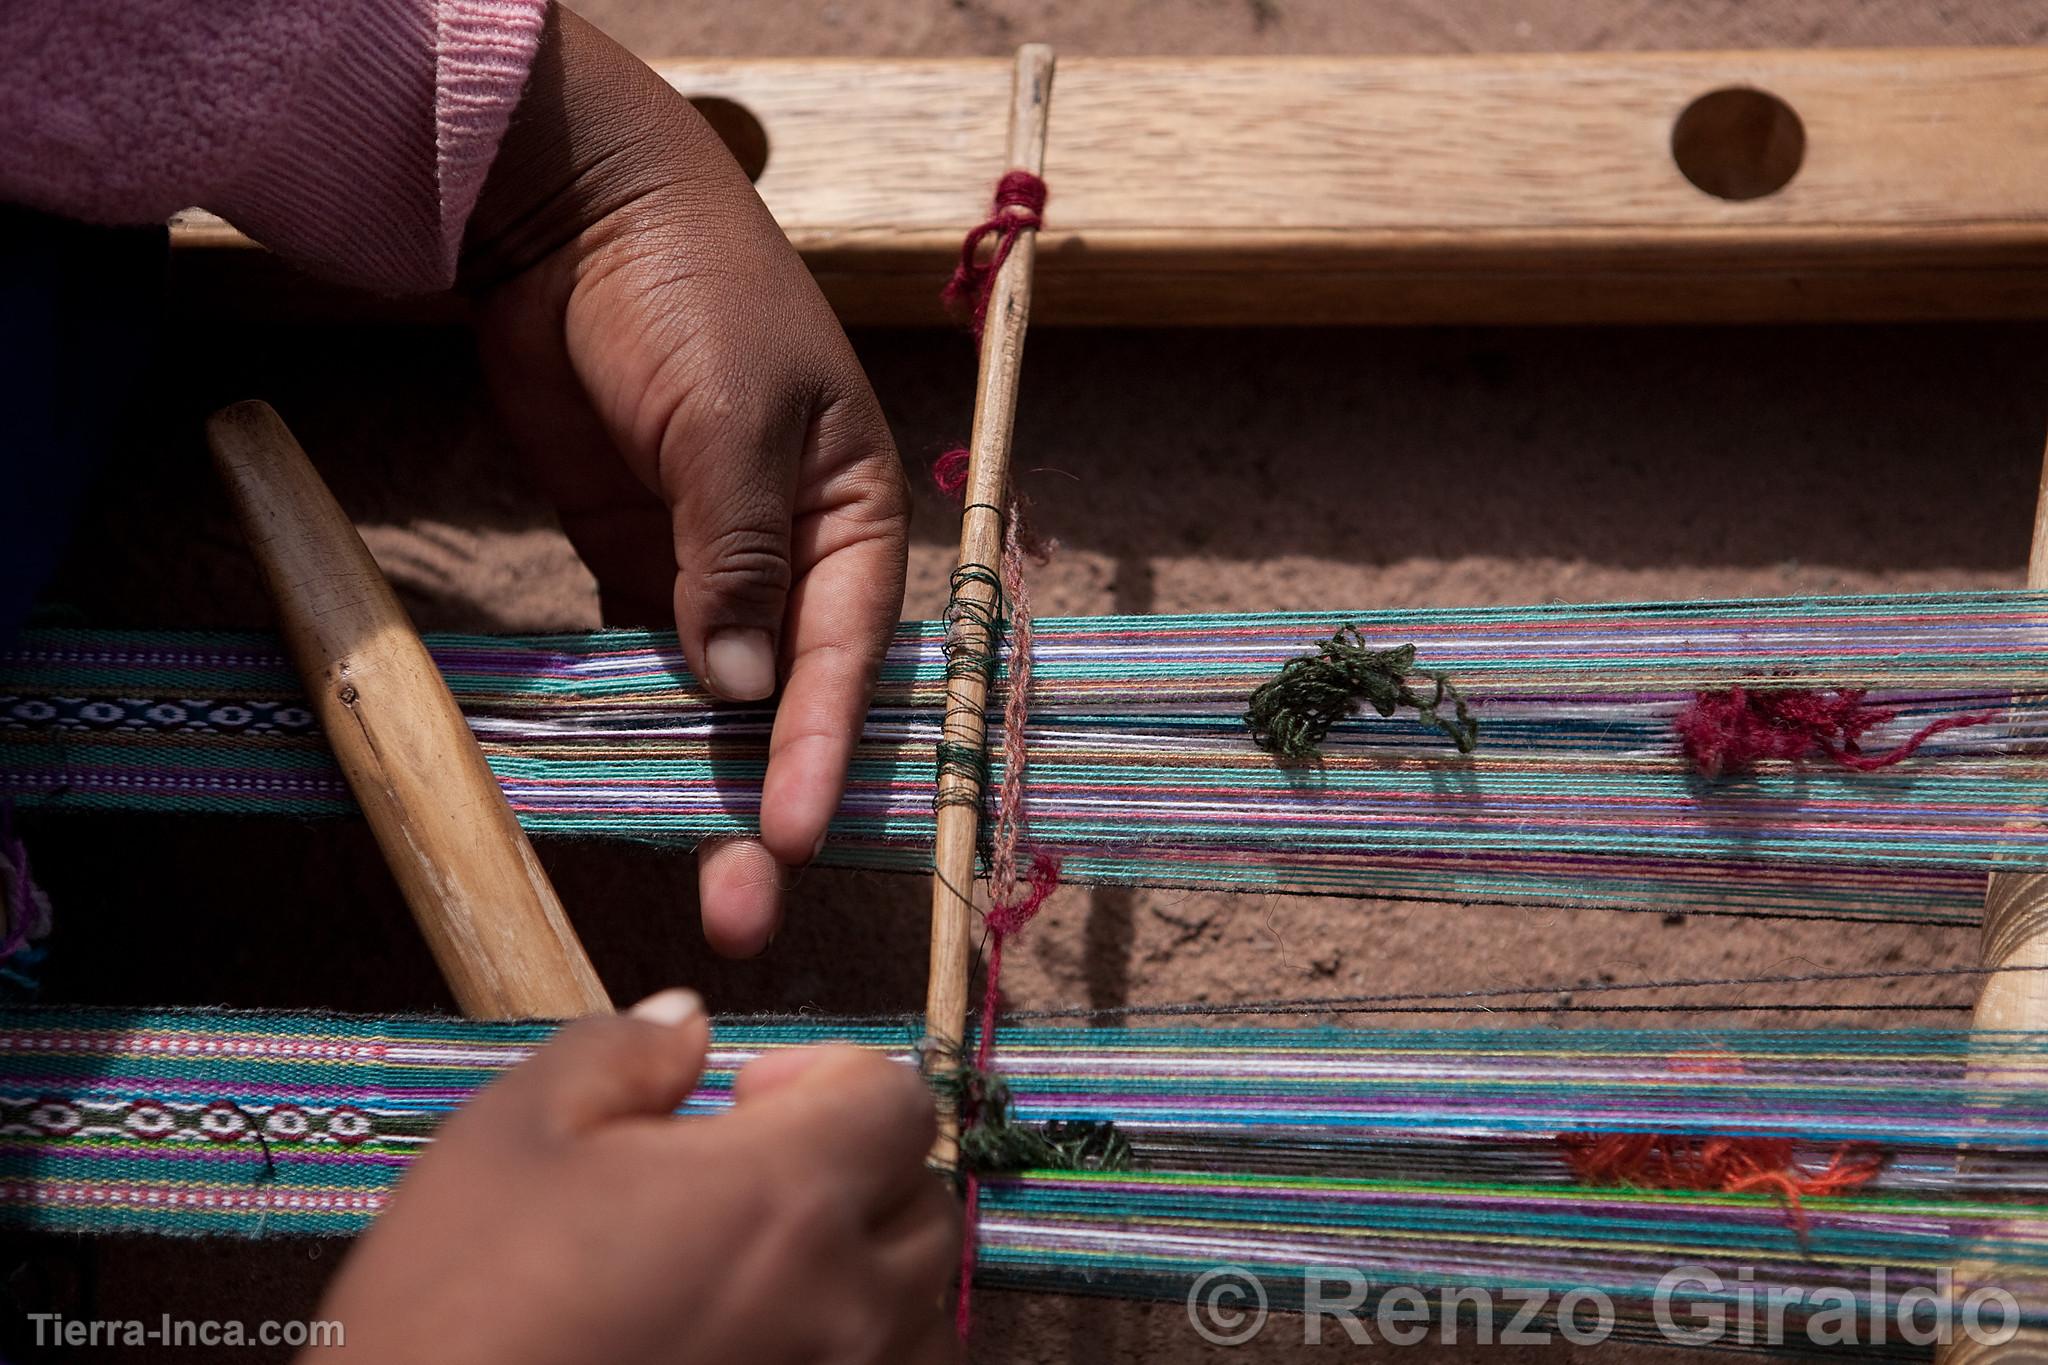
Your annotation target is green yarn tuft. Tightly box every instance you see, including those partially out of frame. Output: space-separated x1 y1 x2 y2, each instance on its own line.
931 1064 1133 1176
1245 631 1478 761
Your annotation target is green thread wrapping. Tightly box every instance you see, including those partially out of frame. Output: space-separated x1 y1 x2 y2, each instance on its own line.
933 740 991 811
1245 632 1478 761
935 562 1007 811
940 564 1004 686
930 1063 1133 1176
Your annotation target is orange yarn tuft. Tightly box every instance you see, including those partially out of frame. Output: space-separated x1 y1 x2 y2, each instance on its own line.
1559 1132 1885 1237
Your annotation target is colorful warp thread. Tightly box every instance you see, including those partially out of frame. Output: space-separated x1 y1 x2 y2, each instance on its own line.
1677 687 2000 780
5 593 2048 924
940 170 1048 339
1 1008 2044 1355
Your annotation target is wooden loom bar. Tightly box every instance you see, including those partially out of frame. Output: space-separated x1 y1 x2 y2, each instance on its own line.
170 48 2048 325
924 44 1054 1168
1941 439 2048 1363
206 401 613 1021
1975 444 2048 1037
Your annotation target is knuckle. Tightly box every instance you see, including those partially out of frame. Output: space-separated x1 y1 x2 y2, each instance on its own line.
846 457 913 528
690 523 793 603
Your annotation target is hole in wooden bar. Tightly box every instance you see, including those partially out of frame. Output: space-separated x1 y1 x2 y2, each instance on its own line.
1670 88 1805 201
686 97 770 182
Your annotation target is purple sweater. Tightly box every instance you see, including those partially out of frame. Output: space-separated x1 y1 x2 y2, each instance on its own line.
1 0 549 292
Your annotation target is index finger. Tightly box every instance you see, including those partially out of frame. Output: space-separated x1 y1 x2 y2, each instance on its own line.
755 399 908 867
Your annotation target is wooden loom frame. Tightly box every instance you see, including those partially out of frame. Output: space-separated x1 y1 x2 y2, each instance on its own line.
170 47 2048 325
30 41 2048 1360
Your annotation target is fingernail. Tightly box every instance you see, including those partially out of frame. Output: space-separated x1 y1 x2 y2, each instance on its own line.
705 628 777 701
811 831 828 863
628 989 703 1027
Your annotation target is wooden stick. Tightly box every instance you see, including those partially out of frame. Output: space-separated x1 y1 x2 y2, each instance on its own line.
924 44 1054 1168
1937 439 2048 1363
1972 444 2048 1038
206 401 612 1021
173 49 2048 325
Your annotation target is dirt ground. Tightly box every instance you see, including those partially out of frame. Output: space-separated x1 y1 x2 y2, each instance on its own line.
8 3 2048 1363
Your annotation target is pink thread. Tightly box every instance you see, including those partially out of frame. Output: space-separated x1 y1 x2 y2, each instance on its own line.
1676 687 1997 779
955 1176 983 1340
932 447 970 498
956 491 1062 1346
942 170 1048 341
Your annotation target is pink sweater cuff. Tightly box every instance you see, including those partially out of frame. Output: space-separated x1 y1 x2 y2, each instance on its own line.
0 0 548 294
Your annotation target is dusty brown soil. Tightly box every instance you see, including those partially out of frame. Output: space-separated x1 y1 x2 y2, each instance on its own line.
8 3 2048 1363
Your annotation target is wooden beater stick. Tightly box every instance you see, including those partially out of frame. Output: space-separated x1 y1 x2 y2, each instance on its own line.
1938 438 2048 1363
206 401 612 1020
924 43 1055 1167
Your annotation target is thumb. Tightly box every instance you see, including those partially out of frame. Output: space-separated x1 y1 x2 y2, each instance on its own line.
489 990 712 1136
664 406 802 703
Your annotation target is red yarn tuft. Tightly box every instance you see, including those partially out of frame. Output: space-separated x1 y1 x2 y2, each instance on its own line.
1675 686 1996 779
932 447 970 499
942 169 1048 341
1559 1132 1884 1237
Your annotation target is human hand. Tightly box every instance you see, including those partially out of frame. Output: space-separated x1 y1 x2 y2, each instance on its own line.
302 991 958 1365
461 6 909 956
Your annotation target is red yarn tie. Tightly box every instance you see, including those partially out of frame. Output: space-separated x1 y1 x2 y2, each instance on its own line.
942 170 1048 341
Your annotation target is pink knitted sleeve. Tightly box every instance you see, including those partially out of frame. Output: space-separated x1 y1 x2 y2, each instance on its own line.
0 0 547 293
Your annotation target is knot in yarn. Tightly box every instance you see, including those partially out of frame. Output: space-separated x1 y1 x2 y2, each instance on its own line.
988 169 1048 219
942 170 1050 340
986 850 1060 939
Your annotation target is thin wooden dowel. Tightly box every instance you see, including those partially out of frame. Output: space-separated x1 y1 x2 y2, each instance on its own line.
207 401 613 1021
1973 442 2048 1034
925 43 1055 1169
1938 440 2048 1363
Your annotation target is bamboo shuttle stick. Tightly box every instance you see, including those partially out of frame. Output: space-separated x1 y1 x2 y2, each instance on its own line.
924 43 1055 1169
206 401 612 1021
